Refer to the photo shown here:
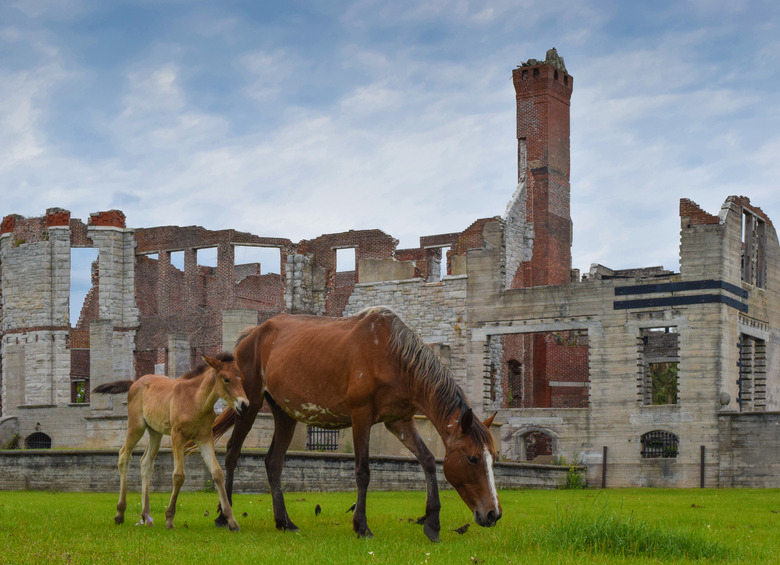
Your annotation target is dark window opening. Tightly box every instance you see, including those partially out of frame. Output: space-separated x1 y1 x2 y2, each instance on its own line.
25 432 52 449
524 431 554 461
640 430 678 459
306 426 339 451
507 360 523 408
742 210 766 288
738 334 767 411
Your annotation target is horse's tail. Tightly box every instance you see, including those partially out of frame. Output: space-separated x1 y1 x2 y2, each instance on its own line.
212 406 237 441
92 380 133 395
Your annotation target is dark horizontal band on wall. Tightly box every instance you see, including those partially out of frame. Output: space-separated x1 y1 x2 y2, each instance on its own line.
614 279 748 299
614 293 748 313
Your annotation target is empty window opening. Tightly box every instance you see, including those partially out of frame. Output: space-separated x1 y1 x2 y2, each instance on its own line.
742 210 766 288
306 426 339 451
639 327 679 406
71 379 89 404
234 245 281 275
335 247 356 273
170 250 185 271
70 247 99 327
487 331 589 409
738 334 767 411
439 246 451 279
640 430 678 459
25 432 52 449
197 247 218 268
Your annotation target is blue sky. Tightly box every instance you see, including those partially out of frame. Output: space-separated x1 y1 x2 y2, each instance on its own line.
2 0 779 293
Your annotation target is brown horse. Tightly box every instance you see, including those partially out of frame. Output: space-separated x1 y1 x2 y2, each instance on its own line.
93 354 250 531
212 307 502 542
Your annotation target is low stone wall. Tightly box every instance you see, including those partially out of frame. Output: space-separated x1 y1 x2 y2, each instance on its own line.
0 449 570 492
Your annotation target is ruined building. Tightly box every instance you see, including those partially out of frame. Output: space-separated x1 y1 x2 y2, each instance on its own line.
1 49 779 487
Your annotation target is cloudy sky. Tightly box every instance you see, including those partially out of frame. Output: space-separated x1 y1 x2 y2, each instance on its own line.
3 0 779 282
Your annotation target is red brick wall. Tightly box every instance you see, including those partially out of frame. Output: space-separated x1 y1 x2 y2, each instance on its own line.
501 331 588 409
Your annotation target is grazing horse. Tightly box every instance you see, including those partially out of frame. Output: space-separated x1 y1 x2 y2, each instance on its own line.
93 354 250 531
211 307 502 542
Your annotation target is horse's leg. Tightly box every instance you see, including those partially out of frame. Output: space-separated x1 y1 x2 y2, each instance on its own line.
115 421 146 525
385 419 441 542
350 410 374 538
266 402 299 532
199 441 240 531
164 433 186 529
140 430 163 525
215 405 259 527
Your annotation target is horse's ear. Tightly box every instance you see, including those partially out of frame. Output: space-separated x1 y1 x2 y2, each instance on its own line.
202 355 221 371
460 408 474 434
483 412 497 428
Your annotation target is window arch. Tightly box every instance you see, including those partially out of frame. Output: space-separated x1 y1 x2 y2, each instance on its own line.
640 430 678 459
25 432 52 449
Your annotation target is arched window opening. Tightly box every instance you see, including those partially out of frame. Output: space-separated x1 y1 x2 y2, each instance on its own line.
25 432 52 449
640 430 678 459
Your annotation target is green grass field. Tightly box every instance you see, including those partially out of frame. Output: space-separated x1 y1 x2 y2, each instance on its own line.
1 488 778 564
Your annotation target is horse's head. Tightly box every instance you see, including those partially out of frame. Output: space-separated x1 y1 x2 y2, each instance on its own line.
442 408 502 528
203 355 250 417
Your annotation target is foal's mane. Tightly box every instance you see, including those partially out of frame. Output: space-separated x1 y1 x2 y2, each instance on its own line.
180 352 235 380
359 307 492 446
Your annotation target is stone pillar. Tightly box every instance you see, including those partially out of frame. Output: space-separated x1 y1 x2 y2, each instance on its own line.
90 320 115 412
168 333 191 378
222 310 259 354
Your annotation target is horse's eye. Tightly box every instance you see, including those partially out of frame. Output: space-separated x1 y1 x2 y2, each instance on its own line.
467 455 479 465
223 377 230 384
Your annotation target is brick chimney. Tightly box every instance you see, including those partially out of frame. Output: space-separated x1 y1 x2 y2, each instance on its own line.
512 48 573 286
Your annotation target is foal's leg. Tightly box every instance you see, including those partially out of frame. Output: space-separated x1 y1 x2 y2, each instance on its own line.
216 405 259 527
164 433 187 529
115 423 146 525
350 410 374 538
199 440 240 531
266 403 299 532
385 419 441 542
140 430 163 525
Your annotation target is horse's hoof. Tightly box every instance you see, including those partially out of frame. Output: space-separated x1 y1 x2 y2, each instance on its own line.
229 524 240 532
423 524 441 543
214 515 229 528
114 516 124 525
356 528 374 539
276 521 300 532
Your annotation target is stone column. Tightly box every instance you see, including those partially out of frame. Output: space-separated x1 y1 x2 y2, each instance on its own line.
90 320 115 412
222 310 259 354
167 333 191 378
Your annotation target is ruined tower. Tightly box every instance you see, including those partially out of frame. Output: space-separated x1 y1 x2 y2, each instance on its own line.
510 48 573 287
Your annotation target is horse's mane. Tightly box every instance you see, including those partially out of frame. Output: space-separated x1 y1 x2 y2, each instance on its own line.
180 352 235 380
360 307 492 446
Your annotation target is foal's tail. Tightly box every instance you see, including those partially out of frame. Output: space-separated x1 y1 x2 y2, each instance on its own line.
92 380 133 395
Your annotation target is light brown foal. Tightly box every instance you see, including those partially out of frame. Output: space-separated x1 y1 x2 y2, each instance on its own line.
93 354 249 531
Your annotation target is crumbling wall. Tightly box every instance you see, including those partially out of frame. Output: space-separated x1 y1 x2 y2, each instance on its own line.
0 208 137 446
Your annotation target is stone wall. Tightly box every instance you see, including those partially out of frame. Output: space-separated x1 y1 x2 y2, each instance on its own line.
0 449 569 493
718 412 780 488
